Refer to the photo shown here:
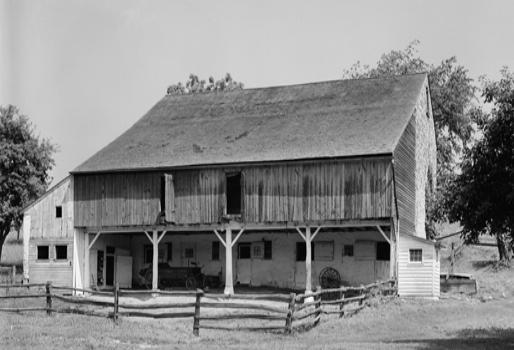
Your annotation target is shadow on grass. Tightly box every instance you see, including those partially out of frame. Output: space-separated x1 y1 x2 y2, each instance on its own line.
389 327 514 350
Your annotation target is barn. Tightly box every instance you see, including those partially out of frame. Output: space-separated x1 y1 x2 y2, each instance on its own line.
22 73 440 298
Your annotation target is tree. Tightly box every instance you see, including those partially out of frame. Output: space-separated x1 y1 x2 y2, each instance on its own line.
0 105 55 258
448 68 514 262
167 73 244 95
342 41 477 237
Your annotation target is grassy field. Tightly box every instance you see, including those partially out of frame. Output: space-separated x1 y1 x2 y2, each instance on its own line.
1 295 514 349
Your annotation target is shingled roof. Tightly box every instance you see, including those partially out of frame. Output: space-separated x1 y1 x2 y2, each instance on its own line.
73 73 427 173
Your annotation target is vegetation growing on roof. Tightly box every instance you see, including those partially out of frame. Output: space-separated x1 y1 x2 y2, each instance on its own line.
166 73 244 95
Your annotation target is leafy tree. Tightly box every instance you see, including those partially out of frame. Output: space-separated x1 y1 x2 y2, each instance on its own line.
0 105 55 258
448 68 514 262
342 41 477 237
167 73 244 95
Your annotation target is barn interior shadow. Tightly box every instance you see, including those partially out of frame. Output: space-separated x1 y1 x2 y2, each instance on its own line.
388 327 514 349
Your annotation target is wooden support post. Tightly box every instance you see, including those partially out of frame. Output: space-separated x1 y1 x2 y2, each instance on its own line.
285 292 296 334
339 291 345 318
305 227 312 294
193 288 203 336
152 230 158 290
113 282 119 324
45 281 52 316
84 232 90 290
224 227 234 295
313 286 321 327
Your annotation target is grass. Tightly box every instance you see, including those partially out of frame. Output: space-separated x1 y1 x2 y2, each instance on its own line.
1 292 514 349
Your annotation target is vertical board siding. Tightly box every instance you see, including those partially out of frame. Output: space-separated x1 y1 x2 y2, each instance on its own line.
26 177 73 239
74 173 161 227
74 158 393 227
393 115 417 237
243 159 392 223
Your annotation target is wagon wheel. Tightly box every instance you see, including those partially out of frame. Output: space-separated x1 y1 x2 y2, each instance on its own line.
185 277 197 290
319 267 341 289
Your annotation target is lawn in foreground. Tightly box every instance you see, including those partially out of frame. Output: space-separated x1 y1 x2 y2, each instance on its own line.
1 297 514 350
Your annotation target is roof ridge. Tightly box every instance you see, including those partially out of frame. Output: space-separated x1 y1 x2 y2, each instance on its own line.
162 72 429 98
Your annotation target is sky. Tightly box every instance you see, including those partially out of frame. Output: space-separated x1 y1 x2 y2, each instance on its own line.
1 0 514 186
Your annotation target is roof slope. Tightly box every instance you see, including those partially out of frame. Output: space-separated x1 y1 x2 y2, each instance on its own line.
73 73 427 173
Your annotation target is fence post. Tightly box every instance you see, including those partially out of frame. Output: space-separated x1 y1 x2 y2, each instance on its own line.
113 282 119 324
45 281 52 316
313 286 321 327
339 290 345 318
284 292 296 334
193 288 203 336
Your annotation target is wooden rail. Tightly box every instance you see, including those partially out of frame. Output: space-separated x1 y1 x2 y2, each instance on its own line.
0 279 396 335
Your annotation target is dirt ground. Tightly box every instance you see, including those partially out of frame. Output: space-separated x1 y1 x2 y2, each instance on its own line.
1 295 514 350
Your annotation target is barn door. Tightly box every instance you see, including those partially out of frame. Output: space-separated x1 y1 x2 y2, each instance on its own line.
164 174 175 222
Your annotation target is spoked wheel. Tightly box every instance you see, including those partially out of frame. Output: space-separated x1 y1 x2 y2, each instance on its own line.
185 277 197 290
319 267 341 287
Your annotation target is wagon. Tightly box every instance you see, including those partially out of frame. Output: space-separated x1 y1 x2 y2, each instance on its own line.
139 263 205 290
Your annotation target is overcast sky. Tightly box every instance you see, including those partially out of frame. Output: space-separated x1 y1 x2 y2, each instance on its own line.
1 0 513 185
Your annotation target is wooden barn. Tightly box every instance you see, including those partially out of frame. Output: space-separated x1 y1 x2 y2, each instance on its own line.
22 73 440 298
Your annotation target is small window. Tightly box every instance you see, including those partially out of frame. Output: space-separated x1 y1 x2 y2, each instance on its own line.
55 245 68 260
238 243 251 259
166 243 172 261
212 241 220 261
376 242 390 261
264 240 272 260
106 246 115 254
37 245 49 260
409 249 423 262
55 206 62 218
296 242 314 261
226 172 242 215
184 248 194 259
343 245 354 257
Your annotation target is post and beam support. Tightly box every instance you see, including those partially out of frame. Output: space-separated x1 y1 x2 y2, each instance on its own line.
296 226 321 295
84 232 90 290
213 226 245 295
144 230 168 290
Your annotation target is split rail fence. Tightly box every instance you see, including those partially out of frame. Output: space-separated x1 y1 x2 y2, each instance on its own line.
0 280 396 335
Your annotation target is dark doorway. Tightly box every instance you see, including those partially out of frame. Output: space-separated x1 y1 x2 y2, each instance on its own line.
226 172 242 215
106 246 115 286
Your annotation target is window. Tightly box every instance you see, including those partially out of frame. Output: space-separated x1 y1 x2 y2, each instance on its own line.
376 242 390 261
184 248 194 259
253 242 264 259
343 245 354 257
166 243 172 261
238 243 251 259
212 241 220 261
314 241 334 261
55 206 62 218
409 249 423 262
37 245 49 260
226 172 242 215
296 242 314 261
55 245 68 260
264 240 272 260
144 245 165 263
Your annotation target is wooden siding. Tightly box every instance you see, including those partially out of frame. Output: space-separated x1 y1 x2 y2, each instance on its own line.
397 235 439 298
393 115 416 237
74 158 393 227
25 177 73 239
28 238 73 285
74 173 162 227
243 159 393 223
